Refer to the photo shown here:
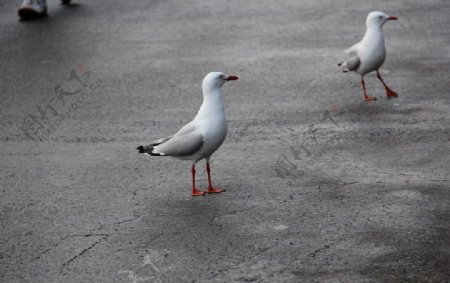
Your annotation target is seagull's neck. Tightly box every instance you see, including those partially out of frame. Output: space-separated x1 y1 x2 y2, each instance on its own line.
195 88 225 121
362 24 384 45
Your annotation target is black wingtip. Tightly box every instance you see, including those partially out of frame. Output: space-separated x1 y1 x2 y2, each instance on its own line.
136 145 161 155
150 152 162 156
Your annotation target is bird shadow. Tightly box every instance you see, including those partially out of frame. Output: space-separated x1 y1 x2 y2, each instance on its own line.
18 2 83 23
357 184 450 281
333 99 422 119
18 14 48 22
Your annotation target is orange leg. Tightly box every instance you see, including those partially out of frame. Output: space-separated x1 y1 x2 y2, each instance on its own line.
361 78 377 102
206 161 225 194
191 165 205 196
376 70 398 98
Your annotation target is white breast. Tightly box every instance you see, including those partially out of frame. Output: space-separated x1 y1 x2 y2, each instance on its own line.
357 28 387 76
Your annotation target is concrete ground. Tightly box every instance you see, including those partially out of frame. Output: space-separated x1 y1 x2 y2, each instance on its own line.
1 0 449 282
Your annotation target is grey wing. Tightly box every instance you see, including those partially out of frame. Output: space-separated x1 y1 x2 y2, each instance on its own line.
149 120 196 146
175 121 197 135
345 43 359 56
137 121 201 156
150 136 172 146
345 56 360 72
153 132 204 157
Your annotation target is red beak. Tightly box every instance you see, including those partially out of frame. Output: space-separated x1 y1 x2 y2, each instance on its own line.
226 75 239 81
387 16 398 20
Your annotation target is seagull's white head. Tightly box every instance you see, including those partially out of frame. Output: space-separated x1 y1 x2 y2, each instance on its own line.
202 72 239 94
366 11 398 28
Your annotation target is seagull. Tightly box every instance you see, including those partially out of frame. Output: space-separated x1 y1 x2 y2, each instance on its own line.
338 11 398 102
136 72 239 196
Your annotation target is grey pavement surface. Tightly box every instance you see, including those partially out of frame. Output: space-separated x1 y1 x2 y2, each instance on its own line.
1 0 450 282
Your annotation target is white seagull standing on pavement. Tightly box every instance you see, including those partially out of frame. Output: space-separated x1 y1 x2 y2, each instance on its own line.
339 11 399 102
137 72 239 196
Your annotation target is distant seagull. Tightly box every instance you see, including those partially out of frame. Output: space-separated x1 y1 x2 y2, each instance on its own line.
339 11 398 102
137 72 239 196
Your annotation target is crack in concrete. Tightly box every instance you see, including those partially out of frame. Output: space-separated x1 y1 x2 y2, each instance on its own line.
372 170 449 183
341 181 359 187
253 240 280 259
114 217 138 226
61 234 109 268
31 233 109 263
309 244 331 258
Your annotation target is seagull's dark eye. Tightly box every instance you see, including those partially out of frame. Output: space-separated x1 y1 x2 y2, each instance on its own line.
379 16 383 19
